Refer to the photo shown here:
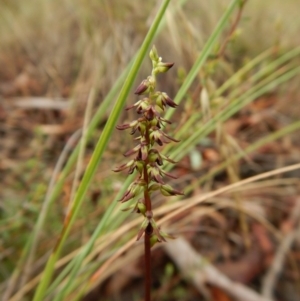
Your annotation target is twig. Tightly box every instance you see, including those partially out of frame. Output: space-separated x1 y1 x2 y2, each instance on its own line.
164 237 273 301
12 97 70 110
218 0 247 58
262 199 300 299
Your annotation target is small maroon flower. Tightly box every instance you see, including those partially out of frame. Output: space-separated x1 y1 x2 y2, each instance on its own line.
113 159 135 172
155 92 177 109
154 62 174 74
162 93 177 108
144 106 160 121
123 144 142 157
135 76 154 95
135 80 148 95
116 120 138 131
159 129 180 143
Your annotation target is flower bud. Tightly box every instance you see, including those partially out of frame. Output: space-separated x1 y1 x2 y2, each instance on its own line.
154 62 174 74
135 76 154 95
137 100 150 114
140 144 148 161
161 92 177 108
119 180 145 203
134 80 149 95
147 165 165 184
136 218 150 240
147 149 159 163
149 129 164 146
137 121 146 136
137 202 146 215
150 234 160 247
148 183 160 193
135 161 144 173
149 45 159 62
150 219 166 242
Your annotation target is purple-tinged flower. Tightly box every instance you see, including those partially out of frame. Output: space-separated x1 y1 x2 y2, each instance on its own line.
149 128 180 146
119 180 145 203
160 168 177 179
155 92 177 110
154 62 174 74
147 165 165 184
144 106 159 121
126 98 150 114
123 144 142 157
135 80 149 95
149 129 164 146
158 116 172 124
135 76 154 95
136 218 151 241
159 129 180 143
113 159 135 172
150 219 166 242
119 190 135 203
147 163 177 184
147 149 163 165
116 120 138 131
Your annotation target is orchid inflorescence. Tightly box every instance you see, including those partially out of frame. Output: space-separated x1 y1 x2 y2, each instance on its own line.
114 46 183 247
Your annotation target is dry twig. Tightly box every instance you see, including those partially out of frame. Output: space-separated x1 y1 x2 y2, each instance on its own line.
262 199 300 299
164 237 273 301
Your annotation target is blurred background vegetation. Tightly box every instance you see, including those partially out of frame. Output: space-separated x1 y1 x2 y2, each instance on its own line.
1 0 300 300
